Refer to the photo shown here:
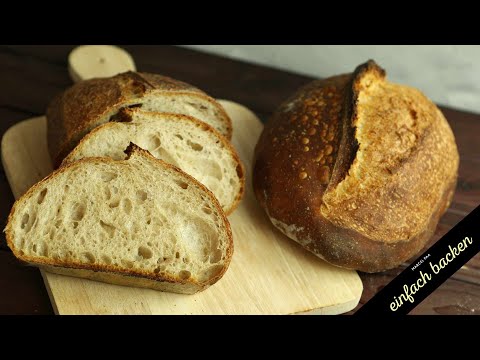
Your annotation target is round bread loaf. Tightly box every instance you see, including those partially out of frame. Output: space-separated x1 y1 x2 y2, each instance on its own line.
253 60 459 273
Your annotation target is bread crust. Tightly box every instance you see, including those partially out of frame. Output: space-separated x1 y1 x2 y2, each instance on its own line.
47 72 232 167
5 144 233 294
253 60 459 273
62 110 245 216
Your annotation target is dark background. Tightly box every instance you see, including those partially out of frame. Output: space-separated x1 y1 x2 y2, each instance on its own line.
1 45 479 314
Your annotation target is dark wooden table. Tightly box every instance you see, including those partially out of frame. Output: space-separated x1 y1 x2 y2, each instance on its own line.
1 45 479 315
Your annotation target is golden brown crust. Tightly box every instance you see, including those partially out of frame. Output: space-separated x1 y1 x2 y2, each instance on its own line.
47 71 232 168
62 110 245 215
5 144 233 293
253 60 459 273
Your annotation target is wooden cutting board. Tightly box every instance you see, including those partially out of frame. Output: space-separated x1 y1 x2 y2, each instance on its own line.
1 100 362 315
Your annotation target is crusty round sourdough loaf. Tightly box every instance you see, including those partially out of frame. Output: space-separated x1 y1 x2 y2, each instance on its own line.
253 60 459 273
47 71 232 168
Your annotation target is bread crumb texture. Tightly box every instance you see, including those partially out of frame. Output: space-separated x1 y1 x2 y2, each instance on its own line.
47 71 232 167
63 109 244 215
6 147 233 293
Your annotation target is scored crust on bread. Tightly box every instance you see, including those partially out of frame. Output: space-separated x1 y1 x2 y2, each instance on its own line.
47 71 232 168
253 60 459 273
62 109 245 215
5 144 233 294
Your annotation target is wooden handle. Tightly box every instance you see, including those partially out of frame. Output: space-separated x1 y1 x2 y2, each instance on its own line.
68 45 136 83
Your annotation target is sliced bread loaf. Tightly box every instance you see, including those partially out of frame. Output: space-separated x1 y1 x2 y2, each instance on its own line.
5 144 233 294
47 71 232 167
62 109 244 215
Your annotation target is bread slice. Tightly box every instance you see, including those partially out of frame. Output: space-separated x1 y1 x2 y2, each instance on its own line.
62 109 244 215
47 71 232 167
4 144 233 294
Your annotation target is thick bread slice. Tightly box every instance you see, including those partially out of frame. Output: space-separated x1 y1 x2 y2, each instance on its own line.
62 109 244 215
47 71 232 167
5 144 233 294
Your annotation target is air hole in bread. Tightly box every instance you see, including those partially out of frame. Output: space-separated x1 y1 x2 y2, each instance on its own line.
109 199 120 208
174 180 189 190
410 109 418 120
27 212 36 233
101 172 117 182
204 265 223 279
138 246 153 260
37 242 48 257
187 140 203 152
122 198 132 214
202 207 212 215
112 186 118 194
209 236 222 263
37 188 48 204
73 221 79 229
32 241 48 256
175 134 184 140
100 220 116 237
71 202 86 221
20 213 29 230
54 220 61 229
136 190 148 203
210 249 223 264
102 255 112 264
154 267 161 274
121 259 134 268
198 160 223 181
128 104 143 109
178 270 191 280
143 135 161 151
208 265 223 277
82 252 96 264
146 219 151 225
229 178 236 186
200 105 208 110
175 252 180 259
104 187 111 200
152 147 178 167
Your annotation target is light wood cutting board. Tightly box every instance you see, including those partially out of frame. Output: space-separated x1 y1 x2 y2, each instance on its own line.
1 100 362 314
